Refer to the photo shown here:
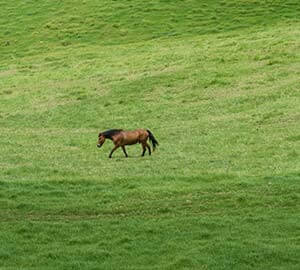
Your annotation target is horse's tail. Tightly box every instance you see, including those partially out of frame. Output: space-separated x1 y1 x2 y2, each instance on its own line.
147 129 159 151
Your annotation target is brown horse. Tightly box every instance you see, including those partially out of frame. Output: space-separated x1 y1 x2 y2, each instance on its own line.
97 129 159 158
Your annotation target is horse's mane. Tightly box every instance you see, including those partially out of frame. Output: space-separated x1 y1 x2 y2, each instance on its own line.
100 129 123 139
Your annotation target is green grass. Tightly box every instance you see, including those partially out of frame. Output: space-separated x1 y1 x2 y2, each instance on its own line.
1 0 300 269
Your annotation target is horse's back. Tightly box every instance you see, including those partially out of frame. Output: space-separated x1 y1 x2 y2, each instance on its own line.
121 129 148 145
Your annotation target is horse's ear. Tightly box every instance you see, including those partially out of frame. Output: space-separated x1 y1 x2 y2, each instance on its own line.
98 133 102 137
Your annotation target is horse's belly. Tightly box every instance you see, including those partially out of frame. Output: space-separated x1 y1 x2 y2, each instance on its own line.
126 139 138 145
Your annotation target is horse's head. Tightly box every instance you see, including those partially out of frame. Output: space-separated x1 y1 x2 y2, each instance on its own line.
97 133 106 148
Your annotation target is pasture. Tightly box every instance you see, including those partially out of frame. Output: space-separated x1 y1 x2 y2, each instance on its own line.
0 0 300 269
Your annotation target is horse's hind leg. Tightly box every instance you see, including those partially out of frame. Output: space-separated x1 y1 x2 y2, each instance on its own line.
141 143 147 157
121 146 128 157
146 142 151 156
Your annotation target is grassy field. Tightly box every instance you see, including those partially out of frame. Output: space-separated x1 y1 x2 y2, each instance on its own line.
1 0 300 269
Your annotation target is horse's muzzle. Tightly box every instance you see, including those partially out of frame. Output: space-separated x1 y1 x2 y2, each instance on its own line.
97 144 102 148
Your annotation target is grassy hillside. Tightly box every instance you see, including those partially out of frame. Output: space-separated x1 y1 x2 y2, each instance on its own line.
1 0 300 269
1 0 299 61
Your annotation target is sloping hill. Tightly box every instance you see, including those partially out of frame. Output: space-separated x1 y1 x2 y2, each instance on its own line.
1 0 299 60
0 0 300 269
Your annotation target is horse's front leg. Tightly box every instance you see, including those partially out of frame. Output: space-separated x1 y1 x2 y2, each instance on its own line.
109 145 120 158
121 146 128 157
